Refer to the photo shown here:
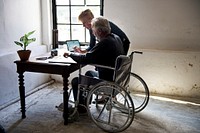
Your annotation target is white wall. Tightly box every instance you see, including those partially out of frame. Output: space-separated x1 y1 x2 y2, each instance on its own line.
0 0 51 107
0 0 42 52
104 0 200 97
132 50 200 97
104 0 200 51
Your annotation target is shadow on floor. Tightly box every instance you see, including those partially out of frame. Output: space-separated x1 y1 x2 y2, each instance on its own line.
0 82 200 133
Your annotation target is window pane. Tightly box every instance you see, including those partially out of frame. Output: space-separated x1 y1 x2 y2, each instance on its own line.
70 6 100 24
55 0 101 42
71 25 85 42
88 6 100 17
86 29 90 42
56 0 69 5
86 0 100 5
71 0 84 5
57 6 69 24
71 7 86 24
57 25 70 41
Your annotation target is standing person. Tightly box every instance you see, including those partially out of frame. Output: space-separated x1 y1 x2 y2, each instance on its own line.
74 9 130 55
63 16 125 113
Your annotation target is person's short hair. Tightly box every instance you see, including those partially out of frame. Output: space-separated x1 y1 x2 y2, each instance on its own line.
91 17 111 34
78 9 94 21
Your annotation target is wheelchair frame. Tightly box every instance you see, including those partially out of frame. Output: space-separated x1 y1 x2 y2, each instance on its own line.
68 52 137 132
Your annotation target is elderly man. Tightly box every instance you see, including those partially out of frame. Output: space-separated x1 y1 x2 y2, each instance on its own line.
64 16 124 113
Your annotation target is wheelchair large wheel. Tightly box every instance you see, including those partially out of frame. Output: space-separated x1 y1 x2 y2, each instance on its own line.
129 73 149 113
86 82 134 133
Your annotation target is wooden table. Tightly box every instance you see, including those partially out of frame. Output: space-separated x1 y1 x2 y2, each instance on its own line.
14 58 79 125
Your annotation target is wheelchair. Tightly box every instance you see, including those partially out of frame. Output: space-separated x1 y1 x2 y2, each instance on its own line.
68 53 135 133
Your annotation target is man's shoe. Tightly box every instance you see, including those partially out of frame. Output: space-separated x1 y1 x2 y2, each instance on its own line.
92 97 108 104
77 105 87 114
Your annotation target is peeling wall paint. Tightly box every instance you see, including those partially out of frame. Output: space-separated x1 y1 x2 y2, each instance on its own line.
130 50 200 98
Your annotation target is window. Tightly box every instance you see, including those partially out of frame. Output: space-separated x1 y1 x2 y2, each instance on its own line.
52 0 103 43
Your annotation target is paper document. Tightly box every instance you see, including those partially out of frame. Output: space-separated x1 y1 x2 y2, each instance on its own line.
48 56 76 64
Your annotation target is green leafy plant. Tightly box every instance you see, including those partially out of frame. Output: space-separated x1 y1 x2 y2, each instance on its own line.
14 30 36 50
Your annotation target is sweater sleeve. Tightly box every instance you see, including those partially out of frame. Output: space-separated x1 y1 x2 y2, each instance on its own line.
69 41 104 65
69 53 88 64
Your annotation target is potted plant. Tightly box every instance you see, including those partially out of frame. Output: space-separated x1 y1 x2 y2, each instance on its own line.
14 30 36 61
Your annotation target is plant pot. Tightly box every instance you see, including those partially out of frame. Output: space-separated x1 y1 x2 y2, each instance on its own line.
17 50 31 61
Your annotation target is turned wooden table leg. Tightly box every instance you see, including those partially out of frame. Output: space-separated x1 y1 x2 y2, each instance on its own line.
62 74 69 125
18 72 26 119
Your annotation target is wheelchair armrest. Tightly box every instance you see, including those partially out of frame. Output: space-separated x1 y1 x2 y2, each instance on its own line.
87 64 115 70
78 64 114 76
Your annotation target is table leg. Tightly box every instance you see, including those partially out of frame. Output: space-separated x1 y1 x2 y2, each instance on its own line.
62 74 69 125
18 72 26 119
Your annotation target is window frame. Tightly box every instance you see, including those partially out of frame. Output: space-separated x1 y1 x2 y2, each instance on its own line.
52 0 104 44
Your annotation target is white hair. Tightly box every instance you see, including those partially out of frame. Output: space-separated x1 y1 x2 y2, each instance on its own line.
91 17 111 34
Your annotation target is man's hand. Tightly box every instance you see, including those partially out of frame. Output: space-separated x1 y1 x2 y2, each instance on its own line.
63 51 71 58
73 46 82 53
74 46 88 54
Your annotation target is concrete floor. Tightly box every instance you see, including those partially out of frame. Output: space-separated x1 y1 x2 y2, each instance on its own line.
0 82 200 133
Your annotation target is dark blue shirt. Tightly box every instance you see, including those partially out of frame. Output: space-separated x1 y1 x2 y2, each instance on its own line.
70 33 125 81
87 21 130 55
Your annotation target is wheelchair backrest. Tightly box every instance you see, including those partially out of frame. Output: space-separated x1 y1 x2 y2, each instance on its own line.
113 55 132 89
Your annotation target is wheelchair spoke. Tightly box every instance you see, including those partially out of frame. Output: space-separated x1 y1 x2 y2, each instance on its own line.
87 82 135 132
96 98 108 119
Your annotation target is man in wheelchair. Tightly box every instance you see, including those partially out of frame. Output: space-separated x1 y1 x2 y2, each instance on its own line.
63 16 125 113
